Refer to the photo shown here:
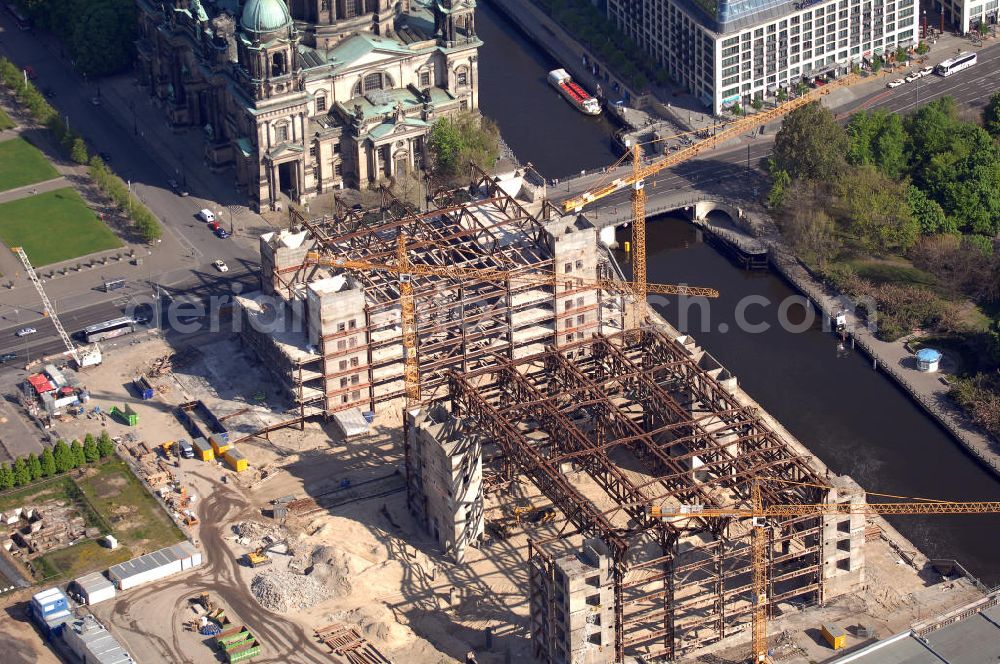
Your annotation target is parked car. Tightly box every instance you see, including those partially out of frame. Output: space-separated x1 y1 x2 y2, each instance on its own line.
91 97 101 106
213 259 229 273
904 72 921 83
887 78 904 88
918 66 933 77
0 352 17 363
198 209 216 223
208 221 220 232
98 152 112 163
215 228 230 239
15 327 37 337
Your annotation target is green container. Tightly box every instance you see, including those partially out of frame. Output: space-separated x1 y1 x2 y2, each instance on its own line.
218 629 251 647
227 641 261 662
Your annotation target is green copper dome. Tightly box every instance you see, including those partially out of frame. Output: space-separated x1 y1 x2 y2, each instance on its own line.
241 0 292 34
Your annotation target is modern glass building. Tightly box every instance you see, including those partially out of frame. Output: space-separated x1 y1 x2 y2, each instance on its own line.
608 0 919 113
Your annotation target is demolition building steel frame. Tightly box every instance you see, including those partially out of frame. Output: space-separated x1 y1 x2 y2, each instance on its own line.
269 165 619 411
437 328 832 662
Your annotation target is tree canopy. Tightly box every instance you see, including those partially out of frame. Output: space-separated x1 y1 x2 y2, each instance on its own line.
772 102 848 182
22 0 136 78
428 112 501 186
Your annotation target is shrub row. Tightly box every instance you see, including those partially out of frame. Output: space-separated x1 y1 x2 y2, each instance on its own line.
0 432 115 490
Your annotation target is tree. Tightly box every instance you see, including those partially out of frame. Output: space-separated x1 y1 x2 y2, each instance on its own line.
776 88 788 103
70 137 88 164
12 458 31 487
53 440 73 473
751 93 763 111
730 102 744 116
427 112 500 186
905 185 950 235
983 92 1000 137
871 54 884 73
70 440 86 469
97 431 115 458
40 447 56 477
0 463 13 490
846 110 907 179
779 181 842 268
83 434 100 463
767 165 791 208
839 166 919 255
895 46 909 63
27 453 42 481
773 102 848 182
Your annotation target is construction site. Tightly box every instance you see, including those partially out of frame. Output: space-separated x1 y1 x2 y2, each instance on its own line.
174 159 987 664
6 73 1000 664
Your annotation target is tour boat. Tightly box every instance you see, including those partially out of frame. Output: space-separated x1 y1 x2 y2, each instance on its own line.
547 68 602 116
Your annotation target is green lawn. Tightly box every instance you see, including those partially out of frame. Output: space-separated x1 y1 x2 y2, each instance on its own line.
75 458 184 553
842 256 938 289
0 476 70 512
35 539 132 582
0 108 14 130
0 187 121 265
0 137 57 191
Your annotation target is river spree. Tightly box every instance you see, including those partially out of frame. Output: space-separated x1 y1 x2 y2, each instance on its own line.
475 1 619 178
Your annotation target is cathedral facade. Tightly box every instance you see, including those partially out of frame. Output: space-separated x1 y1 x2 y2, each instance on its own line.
135 0 480 211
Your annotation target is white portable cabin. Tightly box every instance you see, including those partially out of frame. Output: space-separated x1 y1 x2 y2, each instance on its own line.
107 541 202 591
71 572 116 606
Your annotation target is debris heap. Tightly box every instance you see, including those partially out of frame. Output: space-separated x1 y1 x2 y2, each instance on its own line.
250 570 327 613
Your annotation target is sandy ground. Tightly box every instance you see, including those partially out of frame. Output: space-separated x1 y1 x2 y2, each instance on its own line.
2 331 988 664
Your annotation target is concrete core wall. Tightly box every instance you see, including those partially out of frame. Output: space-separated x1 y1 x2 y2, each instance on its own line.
405 405 485 563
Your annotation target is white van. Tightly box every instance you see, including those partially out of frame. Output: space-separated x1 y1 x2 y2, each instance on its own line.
178 440 194 459
198 209 216 223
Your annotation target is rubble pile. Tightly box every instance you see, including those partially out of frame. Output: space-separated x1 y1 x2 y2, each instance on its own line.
250 570 328 613
232 521 285 548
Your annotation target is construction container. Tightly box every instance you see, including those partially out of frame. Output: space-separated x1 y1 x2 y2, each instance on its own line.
226 639 261 662
224 448 247 473
821 623 846 650
193 437 214 462
218 628 251 647
210 433 231 456
110 405 138 426
134 375 154 400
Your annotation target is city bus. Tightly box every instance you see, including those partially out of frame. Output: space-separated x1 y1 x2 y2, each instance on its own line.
934 52 977 77
80 317 136 343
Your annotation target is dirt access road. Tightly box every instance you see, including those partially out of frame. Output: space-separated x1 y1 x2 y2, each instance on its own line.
96 469 334 664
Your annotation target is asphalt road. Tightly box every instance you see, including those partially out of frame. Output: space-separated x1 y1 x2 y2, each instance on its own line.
0 268 259 364
574 42 1000 212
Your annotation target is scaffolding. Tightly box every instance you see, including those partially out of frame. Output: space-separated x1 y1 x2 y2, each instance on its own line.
431 328 835 662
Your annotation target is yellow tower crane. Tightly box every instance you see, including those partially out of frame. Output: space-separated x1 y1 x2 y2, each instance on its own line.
649 481 1000 663
305 236 720 404
560 73 860 313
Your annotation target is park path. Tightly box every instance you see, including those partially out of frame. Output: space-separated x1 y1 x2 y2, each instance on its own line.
0 176 69 204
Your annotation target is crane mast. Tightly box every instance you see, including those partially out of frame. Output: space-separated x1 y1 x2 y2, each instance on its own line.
11 247 80 366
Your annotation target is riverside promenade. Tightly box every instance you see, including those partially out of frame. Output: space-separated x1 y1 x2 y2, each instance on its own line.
764 234 1000 478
